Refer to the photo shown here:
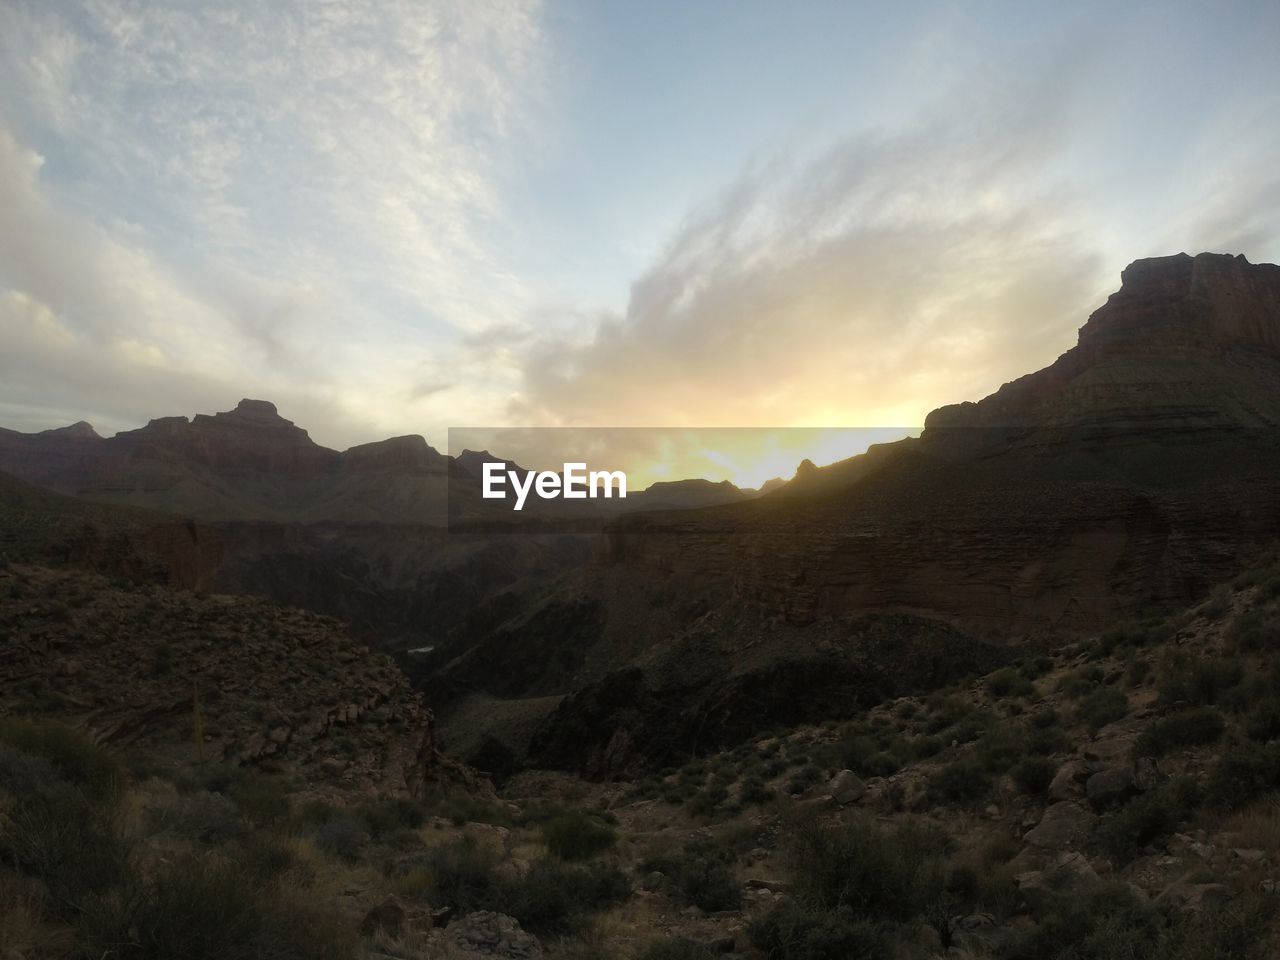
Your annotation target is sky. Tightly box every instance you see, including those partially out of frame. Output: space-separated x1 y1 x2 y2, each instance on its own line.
1 0 1278 481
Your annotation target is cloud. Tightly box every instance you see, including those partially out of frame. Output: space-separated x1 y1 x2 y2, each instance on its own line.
506 82 1110 430
0 0 547 446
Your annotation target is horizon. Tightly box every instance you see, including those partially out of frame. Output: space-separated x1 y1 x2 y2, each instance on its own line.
2 2 1279 478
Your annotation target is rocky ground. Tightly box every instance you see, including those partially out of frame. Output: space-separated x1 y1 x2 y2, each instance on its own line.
5 557 1280 958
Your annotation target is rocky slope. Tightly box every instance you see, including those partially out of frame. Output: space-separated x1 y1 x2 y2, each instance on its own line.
0 563 472 797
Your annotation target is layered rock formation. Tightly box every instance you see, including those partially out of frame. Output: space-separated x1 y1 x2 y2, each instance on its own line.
0 564 471 796
605 253 1280 641
423 253 1280 775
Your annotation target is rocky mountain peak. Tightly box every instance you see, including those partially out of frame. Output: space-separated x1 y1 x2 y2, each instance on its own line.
342 434 447 471
40 420 101 441
923 252 1280 436
228 398 281 420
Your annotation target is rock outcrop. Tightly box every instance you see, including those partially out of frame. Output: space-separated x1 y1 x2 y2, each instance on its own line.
604 253 1280 641
0 564 471 797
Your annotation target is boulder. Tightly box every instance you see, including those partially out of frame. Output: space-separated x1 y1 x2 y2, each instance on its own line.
1016 852 1100 914
1023 802 1096 849
1048 760 1100 801
1085 766 1134 810
446 912 542 959
828 770 867 805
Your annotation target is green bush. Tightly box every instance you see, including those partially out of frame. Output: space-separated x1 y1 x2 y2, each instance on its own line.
1011 756 1056 796
1057 666 1104 699
783 813 951 920
1157 654 1244 707
501 860 630 935
1200 586 1232 622
311 814 369 862
416 839 628 935
738 775 772 805
748 900 887 960
1247 697 1280 742
1229 608 1280 652
975 724 1029 774
1165 892 1276 960
356 797 427 838
418 837 504 911
1205 743 1280 810
541 810 617 860
1073 686 1128 733
636 939 717 960
0 773 129 906
986 667 1034 699
1134 707 1226 757
687 782 730 816
1097 779 1199 862
928 760 991 805
229 773 290 826
1009 880 1164 960
0 719 122 802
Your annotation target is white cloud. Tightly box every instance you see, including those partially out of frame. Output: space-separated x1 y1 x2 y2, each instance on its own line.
0 0 548 446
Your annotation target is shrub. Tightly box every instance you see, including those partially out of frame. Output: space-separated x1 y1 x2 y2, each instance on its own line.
687 782 730 816
748 901 887 960
783 765 823 796
783 813 951 920
1010 880 1164 960
1230 608 1280 653
1097 779 1199 862
1205 743 1280 811
1134 707 1226 757
923 695 974 734
0 719 122 802
975 724 1029 774
681 858 740 911
501 860 630 935
541 810 617 860
81 852 358 960
1166 891 1276 960
904 735 942 759
1200 586 1232 622
1057 666 1104 699
1019 656 1055 680
312 814 369 862
148 791 246 846
1248 698 1280 742
928 760 991 806
229 773 290 826
1157 654 1244 707
1073 686 1128 733
418 837 503 911
414 840 627 936
0 775 129 906
357 798 427 838
1011 757 1056 796
636 939 717 960
986 668 1034 699
738 776 772 805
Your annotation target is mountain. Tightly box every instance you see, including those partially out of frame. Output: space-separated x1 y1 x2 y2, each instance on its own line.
423 252 1280 775
0 399 762 527
0 400 764 649
608 252 1280 637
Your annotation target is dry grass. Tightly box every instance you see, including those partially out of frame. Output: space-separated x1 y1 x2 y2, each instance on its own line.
0 874 56 956
1221 798 1280 854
